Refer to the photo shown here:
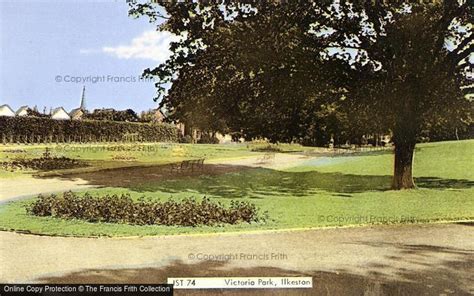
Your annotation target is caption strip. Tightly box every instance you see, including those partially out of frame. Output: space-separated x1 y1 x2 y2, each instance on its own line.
168 277 313 289
0 284 172 295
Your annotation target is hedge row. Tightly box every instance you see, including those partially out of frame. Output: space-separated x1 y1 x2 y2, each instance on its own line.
0 116 179 143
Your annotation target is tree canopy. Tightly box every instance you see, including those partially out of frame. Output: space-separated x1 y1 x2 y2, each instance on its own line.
130 1 473 189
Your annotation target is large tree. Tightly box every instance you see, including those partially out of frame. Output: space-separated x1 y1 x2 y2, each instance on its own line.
130 1 473 189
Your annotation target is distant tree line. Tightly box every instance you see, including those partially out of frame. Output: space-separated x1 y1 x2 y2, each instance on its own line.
84 109 140 122
21 106 163 123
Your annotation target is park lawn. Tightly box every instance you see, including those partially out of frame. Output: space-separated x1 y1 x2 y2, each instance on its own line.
292 140 473 180
0 142 256 163
0 140 472 237
0 142 309 163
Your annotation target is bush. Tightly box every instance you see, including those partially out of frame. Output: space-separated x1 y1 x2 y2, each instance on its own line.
197 134 220 144
0 116 179 143
179 135 194 143
1 148 86 171
28 191 265 226
251 144 283 152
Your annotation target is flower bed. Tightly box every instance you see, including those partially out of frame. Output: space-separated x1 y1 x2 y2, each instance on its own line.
28 191 265 226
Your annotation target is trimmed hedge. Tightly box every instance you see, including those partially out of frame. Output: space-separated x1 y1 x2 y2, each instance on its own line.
28 191 265 226
0 116 179 143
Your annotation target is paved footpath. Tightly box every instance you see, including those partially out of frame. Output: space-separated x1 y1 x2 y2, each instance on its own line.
1 223 473 295
0 177 93 204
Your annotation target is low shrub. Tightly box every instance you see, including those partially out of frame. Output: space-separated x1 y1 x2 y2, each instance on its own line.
1 149 86 171
197 134 220 144
111 154 137 161
3 149 27 153
27 191 265 227
179 135 194 143
251 144 283 153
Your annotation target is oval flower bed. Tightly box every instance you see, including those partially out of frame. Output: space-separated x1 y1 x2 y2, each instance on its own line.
27 191 265 227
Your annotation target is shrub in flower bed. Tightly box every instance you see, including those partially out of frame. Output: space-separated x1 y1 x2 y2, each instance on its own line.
27 191 265 226
0 149 86 171
2 157 86 171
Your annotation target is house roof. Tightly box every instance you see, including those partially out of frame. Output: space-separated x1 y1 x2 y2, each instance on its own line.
0 104 15 113
0 104 14 110
16 105 28 115
51 107 69 115
69 107 84 117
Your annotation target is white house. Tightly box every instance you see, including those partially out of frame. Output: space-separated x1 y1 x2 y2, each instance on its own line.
16 106 29 116
0 104 15 117
51 107 71 120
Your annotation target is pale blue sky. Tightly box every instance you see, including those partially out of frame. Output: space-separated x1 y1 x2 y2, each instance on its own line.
0 0 171 113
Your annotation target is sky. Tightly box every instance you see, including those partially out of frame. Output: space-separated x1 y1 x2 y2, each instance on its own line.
0 0 174 113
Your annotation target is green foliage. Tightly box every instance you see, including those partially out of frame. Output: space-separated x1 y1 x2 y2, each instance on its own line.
1 148 86 171
197 134 220 144
26 108 49 118
28 191 264 227
130 1 472 144
179 135 194 143
0 116 179 143
85 108 140 122
131 1 472 188
250 144 283 153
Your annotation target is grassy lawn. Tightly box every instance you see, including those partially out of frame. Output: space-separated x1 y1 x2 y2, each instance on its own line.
0 140 472 237
0 142 252 161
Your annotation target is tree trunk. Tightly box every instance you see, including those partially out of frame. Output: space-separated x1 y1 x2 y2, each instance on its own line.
392 142 416 190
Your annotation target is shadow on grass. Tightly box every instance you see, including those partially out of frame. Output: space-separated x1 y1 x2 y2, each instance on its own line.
51 164 391 196
301 148 393 158
37 244 473 296
415 177 474 190
48 163 473 198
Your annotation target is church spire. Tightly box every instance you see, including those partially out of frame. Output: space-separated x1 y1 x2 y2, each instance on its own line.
80 86 86 110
